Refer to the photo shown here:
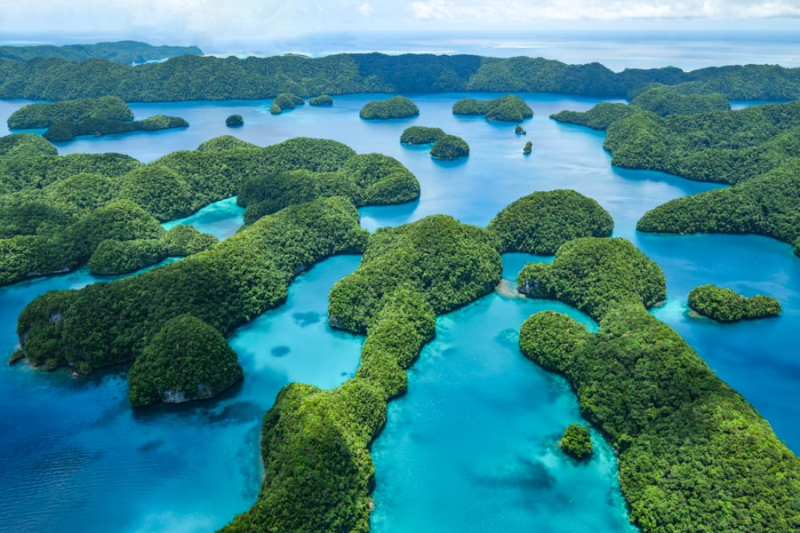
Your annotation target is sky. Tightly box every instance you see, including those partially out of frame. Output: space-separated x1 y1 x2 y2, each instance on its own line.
0 1 799 56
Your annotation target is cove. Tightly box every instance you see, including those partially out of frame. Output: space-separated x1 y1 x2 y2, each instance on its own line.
370 255 637 532
0 248 362 532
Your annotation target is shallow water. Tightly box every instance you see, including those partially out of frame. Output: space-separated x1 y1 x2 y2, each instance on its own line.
1 92 798 531
370 255 637 533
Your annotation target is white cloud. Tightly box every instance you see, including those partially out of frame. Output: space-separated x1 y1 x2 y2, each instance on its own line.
408 0 800 21
360 3 374 17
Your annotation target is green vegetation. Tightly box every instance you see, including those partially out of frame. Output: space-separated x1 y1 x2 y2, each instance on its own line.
637 160 800 249
554 99 800 185
8 96 133 129
517 237 666 321
127 315 244 406
359 96 419 120
517 237 799 532
629 86 730 116
87 225 217 275
224 215 501 532
225 114 244 127
309 94 333 106
519 305 799 532
0 40 202 64
523 141 532 155
43 115 188 142
453 95 533 122
0 54 798 101
400 126 445 144
430 134 469 159
559 424 592 460
270 93 304 114
515 125 526 135
688 285 782 322
237 152 420 224
17 196 368 376
551 102 636 131
0 135 381 286
488 190 613 255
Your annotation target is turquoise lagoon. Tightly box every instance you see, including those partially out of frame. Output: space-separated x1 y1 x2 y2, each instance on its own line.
0 93 797 532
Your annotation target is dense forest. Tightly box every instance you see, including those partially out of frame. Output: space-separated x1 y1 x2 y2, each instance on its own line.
224 215 502 532
688 284 782 322
553 98 800 186
43 114 188 142
453 94 533 122
488 189 614 255
400 126 445 144
0 134 418 285
270 93 304 114
1 53 798 101
430 134 469 159
17 196 369 382
8 96 134 129
637 160 800 254
517 238 800 532
0 40 202 64
359 96 419 119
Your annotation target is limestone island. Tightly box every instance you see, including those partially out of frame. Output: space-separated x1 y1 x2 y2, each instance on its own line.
559 424 593 460
523 141 532 155
515 125 526 135
688 284 782 322
400 126 445 144
44 114 188 142
225 114 243 127
453 95 533 122
360 95 419 120
309 94 333 106
270 93 304 115
431 134 469 160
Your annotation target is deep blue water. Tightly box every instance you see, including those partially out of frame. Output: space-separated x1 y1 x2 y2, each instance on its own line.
1 92 798 531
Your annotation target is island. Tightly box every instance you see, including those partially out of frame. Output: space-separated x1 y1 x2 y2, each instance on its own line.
400 126 445 144
515 125 526 135
516 237 798 532
637 160 800 253
309 94 333 106
0 54 799 102
0 40 202 63
43 114 188 142
8 96 134 129
688 284 782 322
0 134 414 286
270 93 304 114
224 214 502 532
559 424 592 460
430 134 469 159
453 95 533 122
225 114 244 127
488 190 614 255
359 96 419 120
523 141 532 155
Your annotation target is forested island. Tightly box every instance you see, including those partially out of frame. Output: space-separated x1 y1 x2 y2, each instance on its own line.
8 96 133 129
559 424 593 460
0 134 419 286
309 94 333 106
399 126 469 159
8 97 188 141
453 95 533 122
270 93 304 114
226 114 243 127
688 285 782 322
2 54 799 102
517 238 799 532
0 40 202 64
360 96 419 119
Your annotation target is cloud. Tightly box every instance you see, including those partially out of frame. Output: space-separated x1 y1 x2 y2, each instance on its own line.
409 0 800 21
360 3 374 17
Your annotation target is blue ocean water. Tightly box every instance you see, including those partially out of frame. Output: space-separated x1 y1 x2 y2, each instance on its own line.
0 91 798 531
